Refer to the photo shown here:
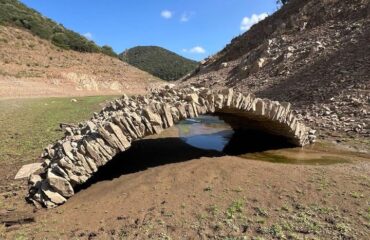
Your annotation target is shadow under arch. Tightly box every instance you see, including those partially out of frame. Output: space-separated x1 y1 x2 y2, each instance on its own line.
75 113 295 193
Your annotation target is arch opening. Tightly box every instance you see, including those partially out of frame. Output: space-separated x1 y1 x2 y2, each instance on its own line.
75 113 295 193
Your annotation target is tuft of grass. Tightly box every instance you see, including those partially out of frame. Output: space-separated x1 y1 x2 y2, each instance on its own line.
206 204 219 216
281 204 291 212
270 224 285 239
254 207 269 217
14 233 28 240
226 200 244 219
118 227 128 239
349 192 364 198
335 222 352 235
291 212 321 234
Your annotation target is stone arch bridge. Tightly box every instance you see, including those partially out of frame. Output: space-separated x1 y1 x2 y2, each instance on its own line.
27 86 315 207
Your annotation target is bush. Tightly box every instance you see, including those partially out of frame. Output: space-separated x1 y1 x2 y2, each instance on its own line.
51 32 70 49
101 45 117 57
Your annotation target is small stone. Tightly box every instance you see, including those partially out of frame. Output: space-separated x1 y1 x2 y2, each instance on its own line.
185 93 199 104
309 129 316 135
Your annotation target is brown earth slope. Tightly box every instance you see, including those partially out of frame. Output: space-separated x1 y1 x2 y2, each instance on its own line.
181 0 369 148
0 26 163 99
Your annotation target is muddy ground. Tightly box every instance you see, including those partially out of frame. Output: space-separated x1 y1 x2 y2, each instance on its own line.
1 125 369 240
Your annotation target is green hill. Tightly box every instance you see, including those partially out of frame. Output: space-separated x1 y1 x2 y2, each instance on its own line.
0 0 117 57
119 46 198 81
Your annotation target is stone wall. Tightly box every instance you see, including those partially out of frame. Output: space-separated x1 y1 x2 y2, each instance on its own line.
27 86 315 208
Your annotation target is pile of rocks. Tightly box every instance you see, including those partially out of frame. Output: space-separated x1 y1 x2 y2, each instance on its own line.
27 86 313 208
296 91 369 138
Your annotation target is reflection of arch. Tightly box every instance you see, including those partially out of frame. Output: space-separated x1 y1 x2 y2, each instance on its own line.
28 87 314 208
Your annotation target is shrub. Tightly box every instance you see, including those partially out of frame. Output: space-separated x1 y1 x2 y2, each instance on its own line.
101 45 117 57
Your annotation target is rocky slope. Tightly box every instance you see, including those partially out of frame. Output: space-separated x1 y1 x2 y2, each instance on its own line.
0 26 163 98
181 0 369 150
120 46 198 81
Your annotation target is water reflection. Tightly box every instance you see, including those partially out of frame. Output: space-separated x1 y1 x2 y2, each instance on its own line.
177 115 358 165
177 116 233 152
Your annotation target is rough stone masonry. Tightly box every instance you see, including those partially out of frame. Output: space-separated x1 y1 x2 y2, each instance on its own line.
27 86 315 208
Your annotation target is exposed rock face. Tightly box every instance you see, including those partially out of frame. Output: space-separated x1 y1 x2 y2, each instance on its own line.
27 86 313 207
181 0 369 144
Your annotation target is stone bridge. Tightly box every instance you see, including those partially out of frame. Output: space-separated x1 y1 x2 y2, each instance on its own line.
27 86 315 207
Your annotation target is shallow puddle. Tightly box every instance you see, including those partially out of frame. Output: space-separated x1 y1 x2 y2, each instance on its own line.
177 115 234 152
177 115 361 165
240 149 352 165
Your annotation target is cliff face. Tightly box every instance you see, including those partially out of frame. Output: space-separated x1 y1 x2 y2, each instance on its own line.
181 0 370 147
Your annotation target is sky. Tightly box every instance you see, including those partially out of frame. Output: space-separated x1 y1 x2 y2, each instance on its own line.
20 0 278 61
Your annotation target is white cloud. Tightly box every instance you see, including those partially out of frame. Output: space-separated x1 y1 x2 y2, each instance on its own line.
180 13 190 22
240 13 268 31
161 10 173 19
180 12 194 22
183 46 206 54
83 32 93 40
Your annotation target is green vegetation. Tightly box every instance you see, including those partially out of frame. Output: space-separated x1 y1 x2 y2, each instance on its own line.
0 96 116 165
119 46 198 81
101 45 118 57
0 0 116 55
226 200 244 219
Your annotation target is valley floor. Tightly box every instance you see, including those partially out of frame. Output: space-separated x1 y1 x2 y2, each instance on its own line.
0 97 369 239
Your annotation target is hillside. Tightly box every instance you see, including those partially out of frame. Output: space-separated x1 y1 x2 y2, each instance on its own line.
0 25 163 98
181 0 369 148
0 0 116 56
119 46 198 81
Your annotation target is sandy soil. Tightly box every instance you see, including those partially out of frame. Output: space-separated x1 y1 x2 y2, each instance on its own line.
1 127 369 239
0 26 164 99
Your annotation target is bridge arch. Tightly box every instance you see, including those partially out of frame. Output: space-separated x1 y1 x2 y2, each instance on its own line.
28 86 315 208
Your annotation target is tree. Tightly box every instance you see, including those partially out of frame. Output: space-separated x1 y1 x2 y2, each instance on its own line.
101 45 117 57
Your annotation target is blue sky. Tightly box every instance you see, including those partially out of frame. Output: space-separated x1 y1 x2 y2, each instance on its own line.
20 0 278 61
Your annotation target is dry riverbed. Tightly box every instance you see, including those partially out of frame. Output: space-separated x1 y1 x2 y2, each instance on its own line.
0 98 369 240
